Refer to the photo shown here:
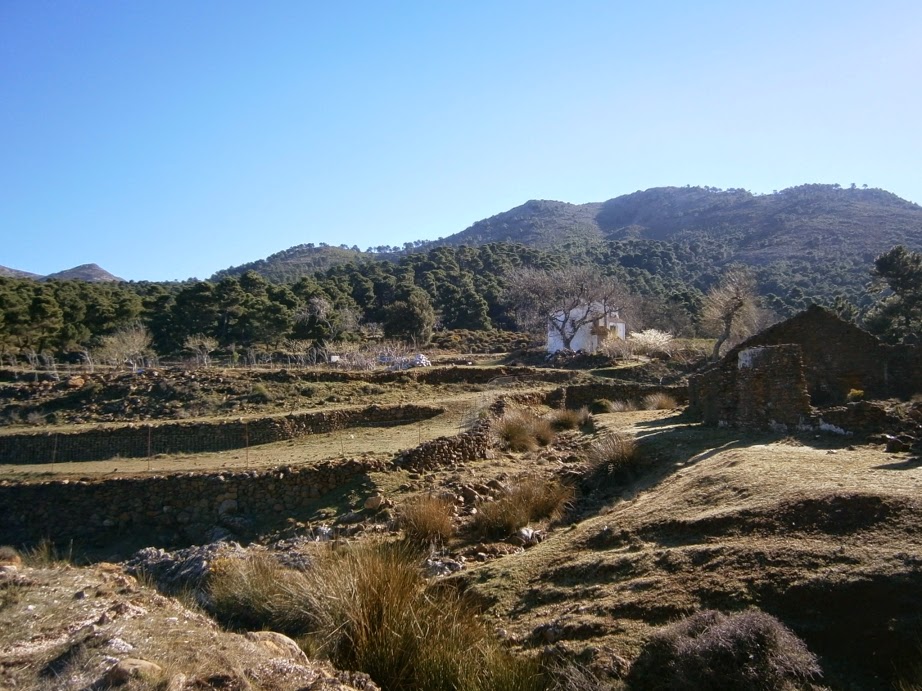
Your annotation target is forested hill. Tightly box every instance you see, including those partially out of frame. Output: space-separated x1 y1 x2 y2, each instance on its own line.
210 184 922 284
443 184 922 263
211 244 371 283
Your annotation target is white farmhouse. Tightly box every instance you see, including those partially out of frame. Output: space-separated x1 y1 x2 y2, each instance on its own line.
547 301 626 353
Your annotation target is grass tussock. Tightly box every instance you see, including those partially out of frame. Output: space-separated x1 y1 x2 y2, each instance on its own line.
493 409 557 452
550 407 591 431
473 476 573 539
399 494 456 546
590 398 638 414
627 609 822 691
207 543 546 691
643 392 678 410
587 431 640 477
22 540 73 567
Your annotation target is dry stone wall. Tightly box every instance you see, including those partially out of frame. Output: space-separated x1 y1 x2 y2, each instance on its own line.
552 382 688 410
0 457 387 547
398 419 493 472
0 404 441 464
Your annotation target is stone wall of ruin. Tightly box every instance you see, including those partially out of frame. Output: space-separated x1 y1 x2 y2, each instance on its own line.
689 345 811 429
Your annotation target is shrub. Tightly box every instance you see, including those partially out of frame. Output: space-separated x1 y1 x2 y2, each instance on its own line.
609 399 638 412
399 495 456 546
643 392 678 410
248 383 273 403
589 399 615 414
493 409 557 452
587 431 639 476
599 336 633 359
627 609 822 690
847 388 865 402
628 329 675 356
474 476 573 539
550 407 591 430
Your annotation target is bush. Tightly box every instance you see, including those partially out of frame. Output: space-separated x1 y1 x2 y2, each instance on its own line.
550 407 591 430
399 495 456 546
643 392 678 410
587 431 639 476
474 476 573 539
628 329 675 356
248 383 273 403
627 609 822 690
599 336 633 359
589 399 615 414
609 399 639 412
847 388 865 402
207 544 546 691
493 409 557 452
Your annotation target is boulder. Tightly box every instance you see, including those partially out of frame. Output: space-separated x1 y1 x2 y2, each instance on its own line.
103 658 163 685
245 630 308 662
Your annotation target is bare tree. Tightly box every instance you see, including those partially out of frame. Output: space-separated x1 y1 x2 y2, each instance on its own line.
702 268 759 361
96 324 153 372
184 334 219 368
503 266 630 350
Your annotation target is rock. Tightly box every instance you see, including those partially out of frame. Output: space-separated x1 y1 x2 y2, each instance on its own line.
533 622 563 644
103 658 163 685
218 499 238 515
511 527 544 547
245 630 308 662
363 495 386 511
165 673 188 691
460 485 480 504
122 542 247 593
66 376 85 388
425 557 464 577
885 435 910 453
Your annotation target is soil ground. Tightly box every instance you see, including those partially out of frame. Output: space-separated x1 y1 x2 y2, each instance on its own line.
2 356 921 690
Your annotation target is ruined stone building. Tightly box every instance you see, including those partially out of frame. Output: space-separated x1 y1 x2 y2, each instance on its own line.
688 306 922 429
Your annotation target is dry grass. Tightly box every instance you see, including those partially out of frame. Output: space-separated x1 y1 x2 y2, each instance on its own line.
206 543 547 691
399 494 456 546
586 431 640 476
473 476 574 539
493 409 557 452
642 392 678 410
549 407 591 431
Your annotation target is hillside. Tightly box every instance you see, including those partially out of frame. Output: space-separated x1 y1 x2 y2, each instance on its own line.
443 184 922 262
218 185 922 289
42 263 124 282
0 263 123 282
211 243 374 282
0 265 40 280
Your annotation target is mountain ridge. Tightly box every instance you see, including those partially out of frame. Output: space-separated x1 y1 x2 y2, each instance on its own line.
210 184 922 282
0 263 123 283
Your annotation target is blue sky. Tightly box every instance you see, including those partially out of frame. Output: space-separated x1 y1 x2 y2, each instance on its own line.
2 1 920 281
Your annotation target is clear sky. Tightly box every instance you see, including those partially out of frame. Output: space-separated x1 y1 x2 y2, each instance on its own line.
2 1 920 281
